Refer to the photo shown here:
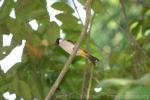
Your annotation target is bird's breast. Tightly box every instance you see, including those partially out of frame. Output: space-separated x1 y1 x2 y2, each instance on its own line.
59 40 75 54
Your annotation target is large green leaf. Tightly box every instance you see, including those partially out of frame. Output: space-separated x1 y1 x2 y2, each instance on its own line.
115 85 150 100
17 80 32 100
78 0 104 14
15 0 47 22
26 9 49 20
0 0 15 19
51 2 74 13
97 79 135 89
138 73 150 85
56 13 82 32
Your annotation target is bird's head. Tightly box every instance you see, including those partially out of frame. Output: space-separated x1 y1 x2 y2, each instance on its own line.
56 38 64 44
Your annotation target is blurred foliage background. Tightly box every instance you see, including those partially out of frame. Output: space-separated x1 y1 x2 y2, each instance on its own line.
0 0 150 99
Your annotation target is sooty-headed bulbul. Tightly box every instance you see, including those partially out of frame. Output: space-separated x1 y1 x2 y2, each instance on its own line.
56 38 99 65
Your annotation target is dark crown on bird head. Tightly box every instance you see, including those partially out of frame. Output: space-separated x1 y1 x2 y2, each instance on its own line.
56 38 62 44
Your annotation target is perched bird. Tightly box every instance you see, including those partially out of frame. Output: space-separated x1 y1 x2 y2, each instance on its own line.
56 38 99 65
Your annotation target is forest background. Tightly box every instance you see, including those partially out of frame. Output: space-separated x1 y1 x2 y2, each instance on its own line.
0 0 150 99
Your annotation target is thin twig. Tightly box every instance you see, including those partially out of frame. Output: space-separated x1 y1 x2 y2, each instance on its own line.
74 2 95 100
94 77 100 84
44 0 93 99
80 12 95 100
85 13 95 100
72 0 84 25
80 67 87 100
86 13 95 50
78 2 88 99
86 64 94 100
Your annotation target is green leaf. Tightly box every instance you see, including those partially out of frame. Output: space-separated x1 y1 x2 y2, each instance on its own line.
56 13 82 32
5 17 24 42
138 73 150 85
0 0 15 19
9 76 32 99
5 17 42 46
78 0 104 14
113 74 150 100
51 2 74 13
18 80 32 100
92 0 104 14
15 0 47 22
28 72 43 99
97 79 135 88
56 13 78 23
43 21 59 45
26 9 49 20
0 83 10 95
115 85 150 100
0 46 14 60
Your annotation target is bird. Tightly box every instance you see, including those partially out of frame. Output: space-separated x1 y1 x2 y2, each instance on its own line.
56 38 99 65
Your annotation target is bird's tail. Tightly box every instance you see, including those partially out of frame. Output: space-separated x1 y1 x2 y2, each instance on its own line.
85 53 99 65
79 49 99 65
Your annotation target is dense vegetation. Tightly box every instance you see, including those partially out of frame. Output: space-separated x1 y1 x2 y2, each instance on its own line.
0 0 150 99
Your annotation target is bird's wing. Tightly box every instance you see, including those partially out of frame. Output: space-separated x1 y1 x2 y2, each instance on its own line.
67 40 76 44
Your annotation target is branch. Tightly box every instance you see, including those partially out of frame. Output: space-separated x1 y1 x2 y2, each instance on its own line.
72 0 84 25
85 14 95 100
44 0 93 99
80 12 95 100
86 64 94 100
80 66 87 99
